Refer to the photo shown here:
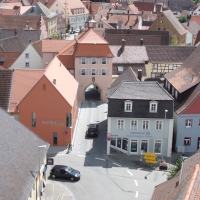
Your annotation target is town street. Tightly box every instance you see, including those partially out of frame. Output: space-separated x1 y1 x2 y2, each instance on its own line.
46 101 167 200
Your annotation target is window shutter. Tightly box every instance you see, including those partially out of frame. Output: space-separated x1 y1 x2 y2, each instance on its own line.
107 58 109 64
86 69 88 75
79 58 81 64
79 69 82 75
85 58 88 64
106 69 108 75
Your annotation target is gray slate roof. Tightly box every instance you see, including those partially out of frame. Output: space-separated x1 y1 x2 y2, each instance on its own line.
107 81 173 100
0 36 25 52
146 45 196 62
110 46 149 63
0 106 49 200
182 21 200 36
23 2 57 19
0 29 41 47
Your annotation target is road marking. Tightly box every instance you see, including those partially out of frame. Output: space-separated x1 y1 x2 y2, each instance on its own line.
127 170 133 176
134 180 138 186
95 157 105 161
113 162 121 167
77 155 86 157
135 191 138 198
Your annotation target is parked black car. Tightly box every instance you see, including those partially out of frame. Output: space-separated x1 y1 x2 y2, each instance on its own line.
50 165 81 181
86 124 98 137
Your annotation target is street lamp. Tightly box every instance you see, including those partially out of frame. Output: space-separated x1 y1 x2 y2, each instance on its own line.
38 145 46 200
162 110 168 162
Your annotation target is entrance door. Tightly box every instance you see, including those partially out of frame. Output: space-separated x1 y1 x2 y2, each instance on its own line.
197 137 200 150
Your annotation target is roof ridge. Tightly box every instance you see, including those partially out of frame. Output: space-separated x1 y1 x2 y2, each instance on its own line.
156 81 174 100
107 81 123 97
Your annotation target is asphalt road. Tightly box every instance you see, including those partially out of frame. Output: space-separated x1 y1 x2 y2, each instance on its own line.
46 101 167 200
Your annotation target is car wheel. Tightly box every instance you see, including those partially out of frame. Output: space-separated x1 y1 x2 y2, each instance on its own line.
51 174 56 179
70 177 75 181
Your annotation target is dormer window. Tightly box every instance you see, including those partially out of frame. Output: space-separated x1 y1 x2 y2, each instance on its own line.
124 100 132 112
149 101 158 113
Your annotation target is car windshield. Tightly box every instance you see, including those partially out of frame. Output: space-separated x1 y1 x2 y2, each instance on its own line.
66 167 73 173
89 128 96 132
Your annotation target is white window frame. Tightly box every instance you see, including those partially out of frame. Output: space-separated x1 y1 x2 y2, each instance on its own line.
91 57 97 64
25 62 29 68
81 68 86 75
155 120 163 130
142 120 149 130
124 101 132 112
91 68 96 75
101 68 107 75
101 57 107 64
154 139 162 154
117 119 124 130
184 137 191 145
149 101 158 113
81 57 86 64
130 120 137 130
25 53 29 59
130 139 138 153
185 119 192 128
140 139 149 152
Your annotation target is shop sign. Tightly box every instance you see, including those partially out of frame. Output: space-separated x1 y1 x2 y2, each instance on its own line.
128 131 152 137
47 158 54 165
42 120 64 126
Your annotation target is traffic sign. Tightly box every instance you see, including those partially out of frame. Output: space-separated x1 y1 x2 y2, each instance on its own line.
107 133 111 137
107 137 111 141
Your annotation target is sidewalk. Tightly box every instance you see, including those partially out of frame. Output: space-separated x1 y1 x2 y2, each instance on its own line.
42 180 76 200
108 148 185 170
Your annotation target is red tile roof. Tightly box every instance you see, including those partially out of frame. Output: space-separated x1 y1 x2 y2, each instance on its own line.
0 52 21 69
190 16 200 26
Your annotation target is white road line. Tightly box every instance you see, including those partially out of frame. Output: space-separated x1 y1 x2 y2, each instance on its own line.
134 180 138 186
135 191 138 198
77 155 86 157
113 162 121 167
127 170 133 176
95 157 105 161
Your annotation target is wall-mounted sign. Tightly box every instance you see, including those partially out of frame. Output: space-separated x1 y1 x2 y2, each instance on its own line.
47 158 54 165
128 131 152 137
42 121 64 126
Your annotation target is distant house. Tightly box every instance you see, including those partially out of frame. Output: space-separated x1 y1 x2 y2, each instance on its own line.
109 40 148 81
151 150 200 200
107 79 174 157
164 45 200 153
22 2 57 37
149 10 187 45
145 45 196 80
0 106 49 200
1 57 79 146
104 28 170 45
192 2 200 16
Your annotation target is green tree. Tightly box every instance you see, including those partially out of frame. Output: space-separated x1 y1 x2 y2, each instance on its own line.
67 19 71 32
52 32 59 39
170 35 184 46
193 0 200 4
167 157 183 180
179 17 187 23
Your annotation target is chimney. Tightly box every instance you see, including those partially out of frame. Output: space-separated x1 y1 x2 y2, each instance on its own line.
140 38 143 46
14 28 17 35
137 69 142 81
187 21 190 26
121 39 126 52
26 21 29 30
129 25 132 29
53 78 56 84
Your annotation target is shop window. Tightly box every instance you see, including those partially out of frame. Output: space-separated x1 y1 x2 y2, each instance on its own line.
184 137 191 145
101 57 107 64
124 101 132 112
117 119 124 130
117 138 121 148
53 132 58 145
122 138 128 151
149 101 158 113
141 139 148 152
130 120 137 130
185 119 192 128
154 139 162 153
131 140 138 152
101 68 107 75
91 69 97 75
142 120 149 130
66 113 72 127
156 120 162 130
111 137 116 146
32 112 36 127
91 57 97 64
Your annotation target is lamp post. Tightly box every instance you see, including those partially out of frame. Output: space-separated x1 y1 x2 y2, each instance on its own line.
38 145 46 200
162 110 168 162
